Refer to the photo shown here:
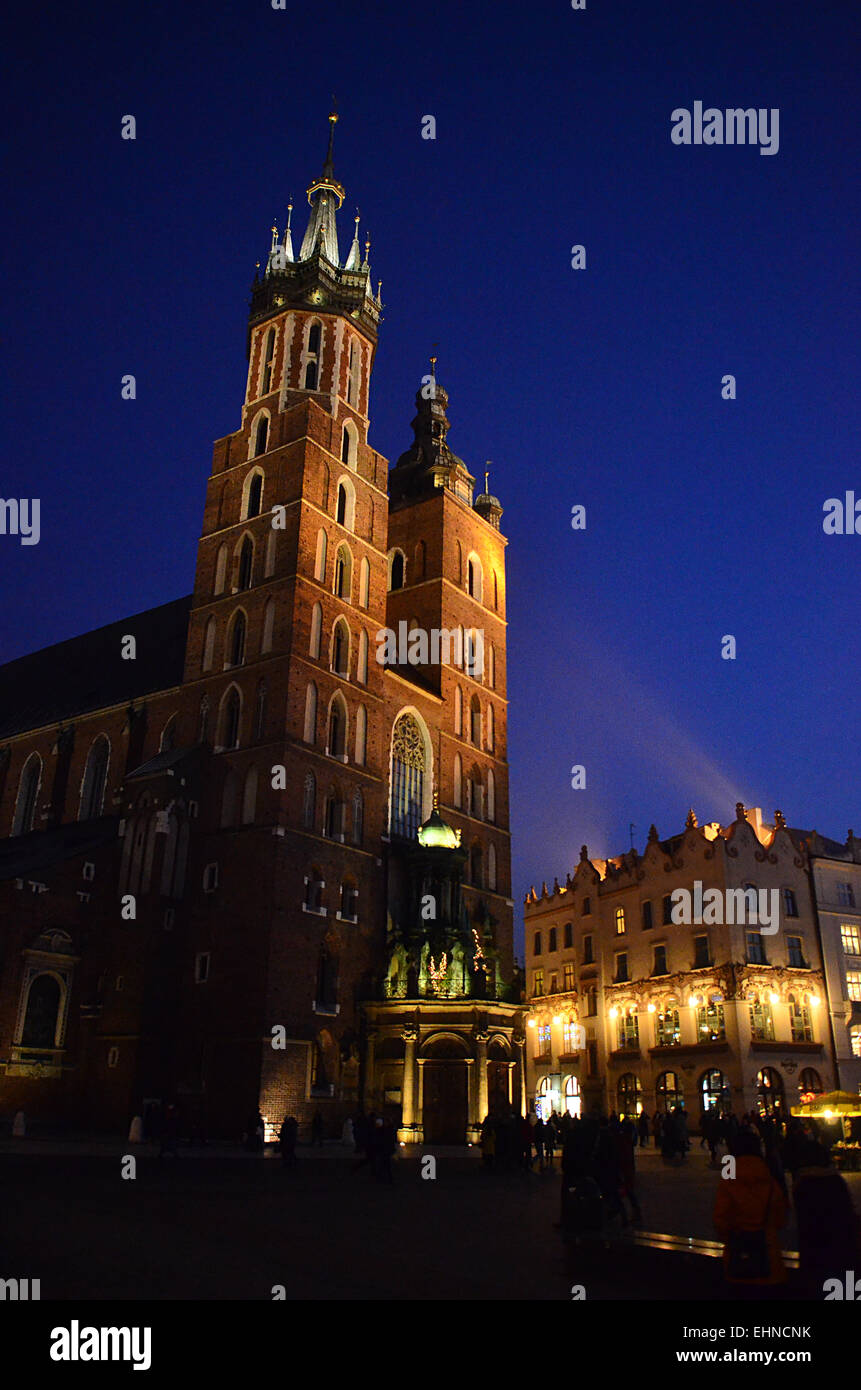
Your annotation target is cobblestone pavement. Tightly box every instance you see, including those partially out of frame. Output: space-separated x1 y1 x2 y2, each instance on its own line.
1 1142 857 1300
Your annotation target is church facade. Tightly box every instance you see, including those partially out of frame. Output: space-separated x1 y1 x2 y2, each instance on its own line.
0 116 523 1143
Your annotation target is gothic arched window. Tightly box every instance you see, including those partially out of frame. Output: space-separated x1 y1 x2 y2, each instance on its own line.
228 612 246 667
238 537 253 591
261 328 276 395
303 772 316 830
21 973 61 1048
254 415 269 458
246 471 263 519
389 550 404 591
222 688 241 750
389 713 426 839
12 753 41 835
79 735 109 821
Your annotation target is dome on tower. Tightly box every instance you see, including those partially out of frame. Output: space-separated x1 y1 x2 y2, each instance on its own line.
418 807 461 850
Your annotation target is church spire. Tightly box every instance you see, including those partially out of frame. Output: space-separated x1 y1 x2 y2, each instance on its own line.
299 110 345 264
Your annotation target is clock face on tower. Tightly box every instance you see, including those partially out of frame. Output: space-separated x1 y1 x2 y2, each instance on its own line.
309 289 324 305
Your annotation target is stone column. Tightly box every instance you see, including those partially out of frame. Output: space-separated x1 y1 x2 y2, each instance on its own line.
475 1030 489 1124
466 1058 478 1142
515 1036 527 1116
398 1026 419 1143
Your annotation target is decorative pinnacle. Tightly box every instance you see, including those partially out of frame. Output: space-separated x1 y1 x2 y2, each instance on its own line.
286 201 293 228
484 463 491 493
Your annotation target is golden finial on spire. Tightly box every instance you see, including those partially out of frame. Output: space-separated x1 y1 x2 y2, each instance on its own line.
430 353 437 377
484 462 491 493
433 785 439 811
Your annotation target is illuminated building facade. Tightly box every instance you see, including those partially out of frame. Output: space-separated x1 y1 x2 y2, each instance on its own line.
523 806 843 1123
0 117 522 1142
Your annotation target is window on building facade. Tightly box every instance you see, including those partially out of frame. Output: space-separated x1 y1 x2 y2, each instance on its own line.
562 1019 579 1053
261 328 276 394
79 736 109 821
536 1022 551 1054
582 896 591 916
837 882 856 907
616 1010 639 1051
548 927 557 953
302 772 316 830
782 887 798 918
614 952 628 983
746 932 767 965
641 900 653 930
787 935 806 968
788 993 813 1042
12 753 41 836
693 935 710 968
195 953 210 984
845 971 861 1003
696 999 726 1041
549 972 558 993
617 1072 642 1114
700 1068 728 1112
389 551 404 591
340 880 358 921
563 922 573 948
749 995 775 1041
304 869 324 913
655 1008 681 1047
652 944 668 975
389 714 425 839
583 934 593 965
798 1067 823 1095
533 931 541 956
840 923 861 956
585 986 597 1016
533 970 544 997
563 963 575 991
656 1070 683 1111
247 471 263 519
662 894 673 925
615 907 626 935
238 537 253 591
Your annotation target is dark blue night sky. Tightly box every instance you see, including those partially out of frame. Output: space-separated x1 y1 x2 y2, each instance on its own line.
3 0 859 939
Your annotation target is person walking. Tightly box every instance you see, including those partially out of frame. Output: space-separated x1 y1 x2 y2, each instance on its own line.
594 1117 627 1227
638 1110 650 1148
713 1131 788 1297
614 1115 642 1224
521 1113 535 1170
544 1114 556 1169
533 1115 547 1170
279 1114 298 1165
792 1138 861 1297
652 1111 664 1148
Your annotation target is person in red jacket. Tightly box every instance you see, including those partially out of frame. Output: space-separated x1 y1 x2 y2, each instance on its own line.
713 1130 788 1295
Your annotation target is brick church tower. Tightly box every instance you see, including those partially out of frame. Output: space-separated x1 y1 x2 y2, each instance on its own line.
0 115 524 1143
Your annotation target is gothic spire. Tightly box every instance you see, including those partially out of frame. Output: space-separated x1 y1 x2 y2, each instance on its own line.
299 110 345 264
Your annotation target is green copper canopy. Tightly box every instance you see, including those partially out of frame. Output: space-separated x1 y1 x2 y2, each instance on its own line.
418 807 460 850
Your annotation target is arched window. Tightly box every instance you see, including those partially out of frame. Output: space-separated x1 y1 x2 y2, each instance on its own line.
331 618 350 677
488 643 495 689
615 907 626 935
466 764 483 819
355 705 366 765
351 789 364 845
228 611 246 667
486 767 496 822
564 1075 582 1118
470 841 483 887
334 544 353 600
748 992 775 1041
316 947 338 1010
455 540 463 585
756 1067 785 1117
202 616 216 672
309 602 322 658
470 695 481 746
237 537 253 591
453 752 462 808
467 552 483 601
79 736 109 820
656 1071 684 1113
243 469 264 520
314 529 327 583
254 681 267 741
221 688 241 750
454 685 463 737
303 683 317 744
359 556 370 608
302 772 316 829
21 973 61 1048
347 338 360 407
328 693 347 758
261 598 275 653
358 628 368 684
341 419 358 469
337 483 348 526
260 328 276 395
488 842 497 891
265 528 277 577
220 768 240 827
617 1073 643 1117
493 570 499 610
324 788 345 839
159 717 177 752
700 1068 729 1113
241 765 258 824
214 544 228 595
253 415 269 458
414 540 426 580
390 712 426 839
304 320 321 390
389 550 405 591
12 753 42 835
798 1067 823 1096
487 704 495 752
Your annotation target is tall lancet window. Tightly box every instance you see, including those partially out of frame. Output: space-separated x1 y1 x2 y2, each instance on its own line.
261 328 276 395
390 714 425 840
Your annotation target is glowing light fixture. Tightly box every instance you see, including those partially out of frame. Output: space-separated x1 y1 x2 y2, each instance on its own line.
609 1006 618 1019
527 1018 536 1028
769 992 779 1004
647 1002 657 1013
810 995 821 1007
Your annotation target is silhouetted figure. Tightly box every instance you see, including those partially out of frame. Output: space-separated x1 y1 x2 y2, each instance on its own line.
793 1139 861 1297
714 1131 788 1296
279 1115 298 1165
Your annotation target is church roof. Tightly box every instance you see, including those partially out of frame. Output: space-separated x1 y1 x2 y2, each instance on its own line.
0 814 118 882
0 596 192 740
